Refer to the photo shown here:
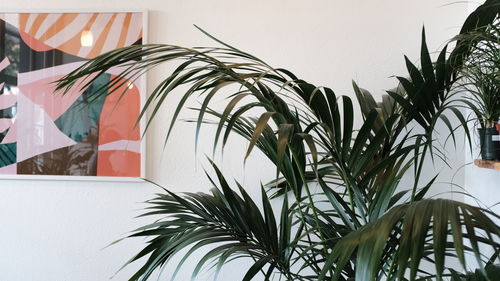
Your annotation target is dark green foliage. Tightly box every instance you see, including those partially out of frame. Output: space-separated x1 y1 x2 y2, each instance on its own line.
0 142 16 167
55 73 109 142
450 264 500 281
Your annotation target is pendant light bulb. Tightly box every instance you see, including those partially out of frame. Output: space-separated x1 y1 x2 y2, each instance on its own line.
81 30 94 47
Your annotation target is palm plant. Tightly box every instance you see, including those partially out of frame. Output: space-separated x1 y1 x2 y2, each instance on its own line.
57 1 500 280
450 264 500 281
452 15 500 160
456 21 500 129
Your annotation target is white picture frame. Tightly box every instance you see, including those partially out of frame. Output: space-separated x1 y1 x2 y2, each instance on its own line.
0 10 148 181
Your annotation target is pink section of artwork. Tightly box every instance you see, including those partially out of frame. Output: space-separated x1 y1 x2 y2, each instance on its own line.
0 94 17 110
18 71 97 120
0 163 16 174
1 121 16 144
18 76 79 121
0 118 13 133
19 30 54 53
0 57 9 71
16 93 76 162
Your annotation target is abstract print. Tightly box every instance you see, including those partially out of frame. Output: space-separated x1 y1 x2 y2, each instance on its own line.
0 12 143 177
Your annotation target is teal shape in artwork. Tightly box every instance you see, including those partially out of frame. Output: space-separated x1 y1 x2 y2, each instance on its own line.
55 73 110 142
0 142 16 168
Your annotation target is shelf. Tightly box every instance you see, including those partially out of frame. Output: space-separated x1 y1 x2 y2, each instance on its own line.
474 159 500 170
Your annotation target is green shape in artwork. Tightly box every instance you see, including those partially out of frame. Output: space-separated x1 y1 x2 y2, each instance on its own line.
55 73 110 142
0 142 16 168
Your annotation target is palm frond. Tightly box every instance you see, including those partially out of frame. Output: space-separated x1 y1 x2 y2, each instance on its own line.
123 161 291 281
320 199 500 281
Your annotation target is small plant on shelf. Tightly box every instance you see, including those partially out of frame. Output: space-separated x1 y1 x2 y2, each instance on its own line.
456 21 500 160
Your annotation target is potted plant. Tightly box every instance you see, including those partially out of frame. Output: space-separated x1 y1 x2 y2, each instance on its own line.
457 22 500 160
57 1 500 280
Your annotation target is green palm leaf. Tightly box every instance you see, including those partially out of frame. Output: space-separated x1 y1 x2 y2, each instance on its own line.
123 161 291 281
319 199 500 281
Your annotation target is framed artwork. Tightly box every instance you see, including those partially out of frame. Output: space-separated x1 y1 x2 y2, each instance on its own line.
0 11 146 180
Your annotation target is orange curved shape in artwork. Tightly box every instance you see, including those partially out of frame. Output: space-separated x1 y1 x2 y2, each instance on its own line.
97 76 141 177
98 76 140 145
97 150 140 177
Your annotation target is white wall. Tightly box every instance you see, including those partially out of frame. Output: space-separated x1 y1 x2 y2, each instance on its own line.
0 1 471 280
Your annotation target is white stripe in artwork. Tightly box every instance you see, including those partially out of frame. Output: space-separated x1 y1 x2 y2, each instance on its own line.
125 13 142 46
0 57 10 71
101 13 125 54
0 14 20 28
44 13 92 47
24 14 37 33
77 13 113 58
16 93 77 162
99 140 141 153
34 13 61 39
